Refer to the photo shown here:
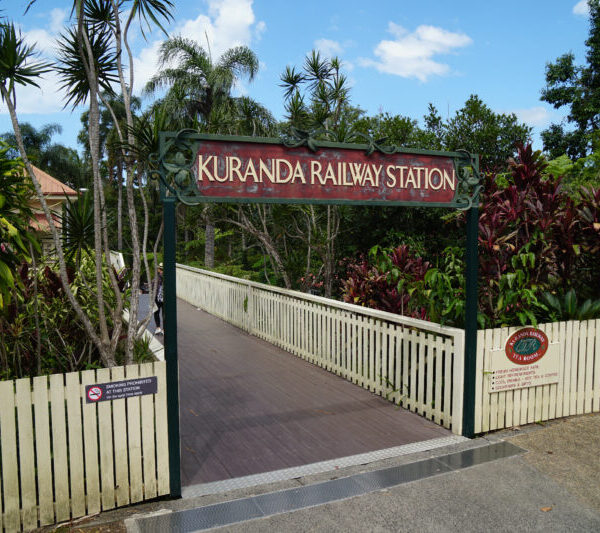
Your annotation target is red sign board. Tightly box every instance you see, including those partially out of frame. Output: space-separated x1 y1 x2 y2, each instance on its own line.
193 140 460 205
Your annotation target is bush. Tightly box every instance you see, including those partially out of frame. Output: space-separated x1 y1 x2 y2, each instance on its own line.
0 252 155 379
341 143 600 328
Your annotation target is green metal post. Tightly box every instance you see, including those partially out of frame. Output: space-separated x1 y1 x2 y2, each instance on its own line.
163 197 181 497
462 204 479 437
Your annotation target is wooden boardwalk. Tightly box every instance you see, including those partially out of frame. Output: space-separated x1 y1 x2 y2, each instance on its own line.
174 298 450 487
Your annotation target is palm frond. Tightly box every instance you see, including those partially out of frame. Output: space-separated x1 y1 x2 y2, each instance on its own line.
279 65 305 100
217 46 259 81
131 0 174 39
55 24 119 109
0 22 51 98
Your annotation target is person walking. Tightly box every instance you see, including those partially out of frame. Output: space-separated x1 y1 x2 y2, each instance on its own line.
154 263 164 335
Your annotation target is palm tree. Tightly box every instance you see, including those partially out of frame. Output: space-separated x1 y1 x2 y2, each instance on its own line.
145 36 259 130
145 37 261 267
54 0 174 363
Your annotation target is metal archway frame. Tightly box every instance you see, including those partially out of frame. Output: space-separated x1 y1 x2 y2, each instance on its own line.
151 131 483 498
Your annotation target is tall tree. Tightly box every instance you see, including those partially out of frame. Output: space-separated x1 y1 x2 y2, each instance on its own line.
277 51 358 296
53 0 173 364
145 36 261 267
541 0 600 159
433 95 531 172
78 93 141 250
145 37 259 130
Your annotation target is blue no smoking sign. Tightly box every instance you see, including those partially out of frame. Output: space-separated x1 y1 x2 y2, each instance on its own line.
85 377 157 403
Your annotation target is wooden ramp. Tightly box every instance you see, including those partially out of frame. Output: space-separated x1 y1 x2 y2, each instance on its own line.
175 298 450 487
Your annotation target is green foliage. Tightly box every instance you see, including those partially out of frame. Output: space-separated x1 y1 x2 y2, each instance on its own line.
342 143 600 328
183 260 261 281
433 95 532 172
280 50 359 138
541 0 600 159
145 36 264 133
0 252 154 379
492 247 547 328
542 289 600 321
0 143 39 309
420 248 467 326
546 154 574 179
351 113 420 147
545 137 600 196
60 190 95 268
0 22 51 100
55 23 119 109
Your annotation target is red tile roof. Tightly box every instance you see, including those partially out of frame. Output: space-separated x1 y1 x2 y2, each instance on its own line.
31 165 78 196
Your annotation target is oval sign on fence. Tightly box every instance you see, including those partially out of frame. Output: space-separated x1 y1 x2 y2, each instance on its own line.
505 327 549 365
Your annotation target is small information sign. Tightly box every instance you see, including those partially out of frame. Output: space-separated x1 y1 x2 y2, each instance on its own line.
85 376 157 403
487 328 560 393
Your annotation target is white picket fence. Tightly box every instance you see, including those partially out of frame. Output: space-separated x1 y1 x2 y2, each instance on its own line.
0 362 169 532
475 320 600 433
176 264 466 435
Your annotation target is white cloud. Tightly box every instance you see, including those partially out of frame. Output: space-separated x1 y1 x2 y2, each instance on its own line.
133 0 265 93
360 23 472 82
509 106 553 128
8 71 67 115
181 0 259 59
573 1 590 16
24 28 57 54
314 38 343 58
132 39 163 93
49 9 67 34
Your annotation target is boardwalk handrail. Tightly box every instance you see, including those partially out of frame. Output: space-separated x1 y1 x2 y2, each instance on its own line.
177 264 465 435
177 264 463 336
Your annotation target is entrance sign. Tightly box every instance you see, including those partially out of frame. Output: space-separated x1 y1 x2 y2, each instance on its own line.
153 129 483 498
155 132 482 210
85 376 158 403
193 139 460 206
488 328 559 393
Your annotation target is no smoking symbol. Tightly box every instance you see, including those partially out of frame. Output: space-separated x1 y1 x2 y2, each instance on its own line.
87 386 103 402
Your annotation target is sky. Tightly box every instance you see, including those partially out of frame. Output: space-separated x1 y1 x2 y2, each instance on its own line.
0 0 592 154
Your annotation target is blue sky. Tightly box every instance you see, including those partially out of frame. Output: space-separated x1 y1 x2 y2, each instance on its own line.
0 0 591 153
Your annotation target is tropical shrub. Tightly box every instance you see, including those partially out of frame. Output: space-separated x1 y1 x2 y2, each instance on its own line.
0 143 39 309
341 143 600 328
0 252 154 379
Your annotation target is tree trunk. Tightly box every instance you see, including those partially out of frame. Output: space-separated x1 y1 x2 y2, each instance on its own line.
205 223 215 268
204 205 215 268
110 1 144 361
29 243 42 375
117 159 123 251
228 207 292 288
324 206 340 298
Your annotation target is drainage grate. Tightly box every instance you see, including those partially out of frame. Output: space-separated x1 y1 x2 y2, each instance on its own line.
130 441 524 533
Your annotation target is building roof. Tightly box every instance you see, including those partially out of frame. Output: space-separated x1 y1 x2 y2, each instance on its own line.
31 212 59 232
31 165 78 197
